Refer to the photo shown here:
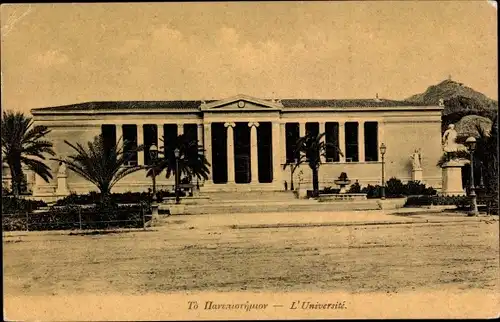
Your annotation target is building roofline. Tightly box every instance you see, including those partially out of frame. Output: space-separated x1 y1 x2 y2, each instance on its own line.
31 98 440 115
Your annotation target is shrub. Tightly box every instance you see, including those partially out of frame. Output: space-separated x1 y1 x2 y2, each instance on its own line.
348 180 361 193
386 178 405 198
320 186 340 194
362 184 381 199
55 190 188 207
1 196 47 214
358 178 436 199
2 203 148 231
404 195 470 208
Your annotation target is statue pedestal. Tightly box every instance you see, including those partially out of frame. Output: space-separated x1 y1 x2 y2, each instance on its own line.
441 160 466 196
411 168 423 182
56 174 69 196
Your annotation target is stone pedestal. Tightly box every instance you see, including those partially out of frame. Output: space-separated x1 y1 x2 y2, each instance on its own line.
441 160 466 196
411 168 423 182
56 174 70 196
151 203 159 220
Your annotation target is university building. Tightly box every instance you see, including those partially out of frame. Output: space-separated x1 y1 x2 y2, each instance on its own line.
10 94 444 200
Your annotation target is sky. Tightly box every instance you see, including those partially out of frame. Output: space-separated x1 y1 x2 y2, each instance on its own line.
1 1 497 113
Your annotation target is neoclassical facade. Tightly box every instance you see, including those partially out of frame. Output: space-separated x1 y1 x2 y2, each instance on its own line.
9 94 444 200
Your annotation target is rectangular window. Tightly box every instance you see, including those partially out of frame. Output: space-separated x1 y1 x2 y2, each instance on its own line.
285 123 299 163
305 122 319 137
101 124 116 157
143 124 158 165
122 124 138 166
305 122 319 160
163 124 178 155
345 122 359 162
183 124 198 145
325 122 340 162
364 122 379 161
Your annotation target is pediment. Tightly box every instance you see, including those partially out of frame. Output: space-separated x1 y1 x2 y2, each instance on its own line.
200 94 283 112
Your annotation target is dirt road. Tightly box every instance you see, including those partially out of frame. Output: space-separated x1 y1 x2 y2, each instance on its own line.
3 219 498 295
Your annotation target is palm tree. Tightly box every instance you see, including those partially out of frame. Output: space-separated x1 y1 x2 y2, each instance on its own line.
52 134 144 204
292 132 343 197
148 134 210 184
1 111 55 196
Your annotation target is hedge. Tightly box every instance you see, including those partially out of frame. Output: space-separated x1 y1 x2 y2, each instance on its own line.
55 190 187 207
2 196 47 214
2 203 149 231
404 195 495 210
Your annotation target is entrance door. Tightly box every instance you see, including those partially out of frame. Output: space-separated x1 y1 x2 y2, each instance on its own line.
234 123 251 183
235 155 250 183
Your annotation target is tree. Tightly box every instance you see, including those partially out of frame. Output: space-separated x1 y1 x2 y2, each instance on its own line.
52 134 144 204
475 116 498 213
1 111 55 196
148 134 210 184
291 132 343 197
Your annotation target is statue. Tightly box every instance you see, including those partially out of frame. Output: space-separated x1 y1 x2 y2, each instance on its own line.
438 98 445 107
410 149 422 170
442 124 459 152
57 162 67 176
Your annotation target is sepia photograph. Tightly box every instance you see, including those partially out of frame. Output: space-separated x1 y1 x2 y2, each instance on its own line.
1 1 498 320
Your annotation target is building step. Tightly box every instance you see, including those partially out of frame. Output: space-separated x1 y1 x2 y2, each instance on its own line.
200 190 297 201
158 200 380 215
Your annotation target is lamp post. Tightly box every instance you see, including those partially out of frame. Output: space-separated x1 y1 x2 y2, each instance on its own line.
465 137 479 216
149 144 159 219
379 143 387 200
174 148 180 204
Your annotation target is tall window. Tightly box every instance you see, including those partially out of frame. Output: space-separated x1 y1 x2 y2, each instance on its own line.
143 125 158 165
364 122 379 161
305 122 319 137
101 125 116 157
183 124 198 145
345 122 359 162
285 123 299 163
325 122 340 162
163 124 178 155
305 122 319 160
122 124 138 166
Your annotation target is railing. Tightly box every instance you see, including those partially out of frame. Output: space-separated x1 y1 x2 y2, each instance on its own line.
2 204 151 232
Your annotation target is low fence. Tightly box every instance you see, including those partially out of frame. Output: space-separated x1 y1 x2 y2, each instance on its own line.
2 203 152 232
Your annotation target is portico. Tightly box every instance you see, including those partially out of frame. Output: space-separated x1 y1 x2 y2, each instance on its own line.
200 95 284 191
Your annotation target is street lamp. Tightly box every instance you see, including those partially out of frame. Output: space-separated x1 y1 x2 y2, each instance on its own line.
379 143 387 200
174 148 180 204
465 137 479 216
149 144 159 219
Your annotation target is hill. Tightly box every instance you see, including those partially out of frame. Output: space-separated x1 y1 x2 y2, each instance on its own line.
406 79 498 115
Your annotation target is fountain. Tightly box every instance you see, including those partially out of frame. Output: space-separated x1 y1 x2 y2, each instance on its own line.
334 172 351 194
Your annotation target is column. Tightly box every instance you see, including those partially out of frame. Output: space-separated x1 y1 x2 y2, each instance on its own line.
225 122 236 183
137 124 144 165
299 122 306 138
249 122 260 183
339 122 346 162
157 124 164 149
197 123 203 148
358 121 365 162
203 123 213 183
378 121 385 161
177 123 184 136
272 122 282 187
117 124 124 146
319 122 326 163
280 123 287 164
299 122 306 160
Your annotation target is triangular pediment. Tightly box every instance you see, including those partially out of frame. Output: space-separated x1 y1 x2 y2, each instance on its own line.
200 94 283 112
